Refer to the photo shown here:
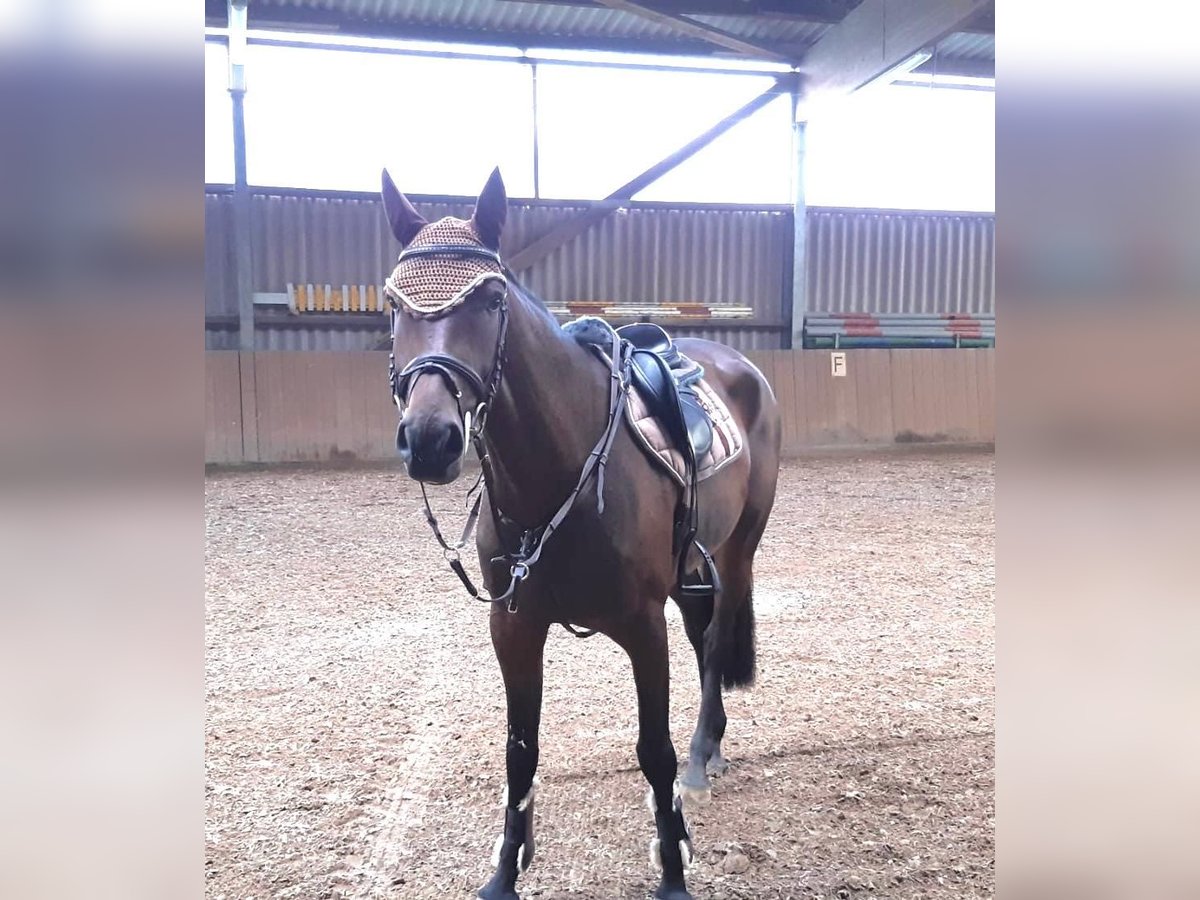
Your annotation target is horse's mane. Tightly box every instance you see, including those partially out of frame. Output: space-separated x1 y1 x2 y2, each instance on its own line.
506 272 569 336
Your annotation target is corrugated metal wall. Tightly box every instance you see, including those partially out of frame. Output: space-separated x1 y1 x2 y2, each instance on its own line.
205 193 237 316
206 324 390 352
808 208 995 315
242 192 790 314
205 190 994 351
536 206 790 318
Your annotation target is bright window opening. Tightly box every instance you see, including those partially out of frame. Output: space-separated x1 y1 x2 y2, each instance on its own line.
243 44 535 195
203 38 994 211
205 41 234 184
806 84 995 211
535 65 780 201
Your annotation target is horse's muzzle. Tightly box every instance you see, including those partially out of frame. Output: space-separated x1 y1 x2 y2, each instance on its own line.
396 414 465 484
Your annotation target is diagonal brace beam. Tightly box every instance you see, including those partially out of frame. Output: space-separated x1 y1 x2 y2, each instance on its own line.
508 74 794 272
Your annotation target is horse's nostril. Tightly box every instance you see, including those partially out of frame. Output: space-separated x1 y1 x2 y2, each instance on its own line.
443 425 464 460
398 417 462 479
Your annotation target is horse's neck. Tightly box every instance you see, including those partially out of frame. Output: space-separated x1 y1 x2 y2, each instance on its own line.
482 295 608 526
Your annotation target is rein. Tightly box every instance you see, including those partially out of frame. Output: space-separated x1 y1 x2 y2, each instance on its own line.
385 244 632 631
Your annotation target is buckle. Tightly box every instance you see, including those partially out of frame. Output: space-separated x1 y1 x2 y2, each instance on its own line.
469 402 489 437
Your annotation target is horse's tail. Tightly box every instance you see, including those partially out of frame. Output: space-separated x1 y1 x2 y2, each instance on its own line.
722 589 757 689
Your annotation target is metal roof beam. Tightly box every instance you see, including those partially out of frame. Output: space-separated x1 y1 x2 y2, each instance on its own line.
591 0 799 63
215 9 796 60
495 1 851 25
912 55 994 79
798 0 992 103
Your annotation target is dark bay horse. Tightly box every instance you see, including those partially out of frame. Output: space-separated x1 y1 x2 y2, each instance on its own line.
380 168 780 900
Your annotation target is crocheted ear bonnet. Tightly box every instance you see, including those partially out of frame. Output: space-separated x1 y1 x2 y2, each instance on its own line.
383 217 506 318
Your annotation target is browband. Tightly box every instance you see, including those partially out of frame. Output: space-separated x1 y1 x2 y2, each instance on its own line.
397 244 503 266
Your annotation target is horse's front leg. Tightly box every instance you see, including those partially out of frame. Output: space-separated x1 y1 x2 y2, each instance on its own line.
617 605 695 900
477 608 549 900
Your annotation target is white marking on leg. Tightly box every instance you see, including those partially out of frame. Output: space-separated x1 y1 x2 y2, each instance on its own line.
648 838 662 872
491 835 504 868
516 777 538 813
645 788 657 815
679 839 693 870
517 842 530 873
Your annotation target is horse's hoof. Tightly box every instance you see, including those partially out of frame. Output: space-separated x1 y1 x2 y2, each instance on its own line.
477 875 520 900
705 751 729 778
678 766 712 804
677 776 711 805
654 883 694 900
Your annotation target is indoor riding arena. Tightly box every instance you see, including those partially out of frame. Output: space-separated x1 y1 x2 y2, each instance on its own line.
205 3 995 899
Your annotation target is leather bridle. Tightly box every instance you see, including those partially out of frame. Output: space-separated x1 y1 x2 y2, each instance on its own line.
384 243 631 627
385 243 510 439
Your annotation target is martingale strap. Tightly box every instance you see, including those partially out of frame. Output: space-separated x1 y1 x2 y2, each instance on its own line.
419 470 493 602
446 322 631 618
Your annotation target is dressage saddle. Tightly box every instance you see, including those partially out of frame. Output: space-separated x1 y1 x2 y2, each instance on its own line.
617 323 713 461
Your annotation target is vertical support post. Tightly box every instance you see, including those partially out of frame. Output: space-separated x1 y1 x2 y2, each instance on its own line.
228 0 255 353
790 89 808 350
530 59 541 199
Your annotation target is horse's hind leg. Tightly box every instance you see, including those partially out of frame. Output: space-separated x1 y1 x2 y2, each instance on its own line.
676 594 731 774
679 548 756 799
477 611 549 900
616 605 695 900
675 594 713 685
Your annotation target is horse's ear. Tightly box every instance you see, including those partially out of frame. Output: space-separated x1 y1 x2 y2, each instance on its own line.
381 169 427 246
471 167 507 250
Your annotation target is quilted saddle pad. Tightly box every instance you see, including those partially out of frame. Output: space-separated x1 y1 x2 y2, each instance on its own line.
625 376 744 487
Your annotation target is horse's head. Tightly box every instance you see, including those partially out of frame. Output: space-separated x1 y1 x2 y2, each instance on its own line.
381 168 509 484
